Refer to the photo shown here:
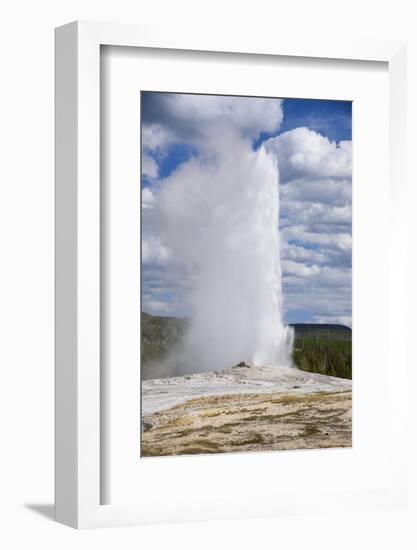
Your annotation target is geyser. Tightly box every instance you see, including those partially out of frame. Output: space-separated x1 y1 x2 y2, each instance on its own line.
158 123 294 373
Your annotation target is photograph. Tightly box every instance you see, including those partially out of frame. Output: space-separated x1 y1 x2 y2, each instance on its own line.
140 91 352 457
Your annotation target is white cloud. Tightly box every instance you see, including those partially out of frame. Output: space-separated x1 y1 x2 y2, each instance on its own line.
142 187 155 209
282 260 320 278
142 154 159 179
142 236 172 266
283 277 352 324
142 124 175 152
280 177 351 206
282 225 352 253
163 94 284 137
265 127 352 182
281 200 351 227
281 242 328 264
142 94 284 154
283 264 351 287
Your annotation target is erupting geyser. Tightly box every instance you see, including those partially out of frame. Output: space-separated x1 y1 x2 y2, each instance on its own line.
158 122 294 373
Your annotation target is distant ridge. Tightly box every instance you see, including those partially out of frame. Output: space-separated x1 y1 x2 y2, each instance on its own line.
289 323 351 332
142 311 351 332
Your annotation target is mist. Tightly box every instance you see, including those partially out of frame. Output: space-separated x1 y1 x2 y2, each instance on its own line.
156 119 294 373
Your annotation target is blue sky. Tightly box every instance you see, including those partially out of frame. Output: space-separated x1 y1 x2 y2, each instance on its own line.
141 93 352 326
278 98 351 141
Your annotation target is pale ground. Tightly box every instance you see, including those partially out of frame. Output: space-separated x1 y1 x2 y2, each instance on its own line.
141 364 352 457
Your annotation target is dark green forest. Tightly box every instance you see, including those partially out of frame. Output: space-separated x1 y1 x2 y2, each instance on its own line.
141 312 352 380
292 328 351 379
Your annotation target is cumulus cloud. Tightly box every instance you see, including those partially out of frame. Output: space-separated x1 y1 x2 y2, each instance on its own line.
142 154 159 179
265 127 352 182
281 242 328 265
282 260 321 278
261 125 352 323
282 225 351 253
283 264 350 287
142 92 284 153
142 235 172 266
283 277 351 325
280 177 352 206
280 201 351 229
142 187 155 209
142 123 176 152
162 94 283 137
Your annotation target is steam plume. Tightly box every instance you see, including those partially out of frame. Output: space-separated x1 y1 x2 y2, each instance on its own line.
157 120 293 373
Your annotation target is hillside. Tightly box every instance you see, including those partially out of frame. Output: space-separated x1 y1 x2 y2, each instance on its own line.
141 311 188 361
290 323 351 338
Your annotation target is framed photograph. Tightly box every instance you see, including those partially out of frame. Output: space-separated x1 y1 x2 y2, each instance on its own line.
55 21 407 528
139 90 353 459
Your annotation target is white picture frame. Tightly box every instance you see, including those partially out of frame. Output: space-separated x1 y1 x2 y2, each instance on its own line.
55 20 407 529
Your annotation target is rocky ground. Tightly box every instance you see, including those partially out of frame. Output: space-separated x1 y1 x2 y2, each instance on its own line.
141 363 352 457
